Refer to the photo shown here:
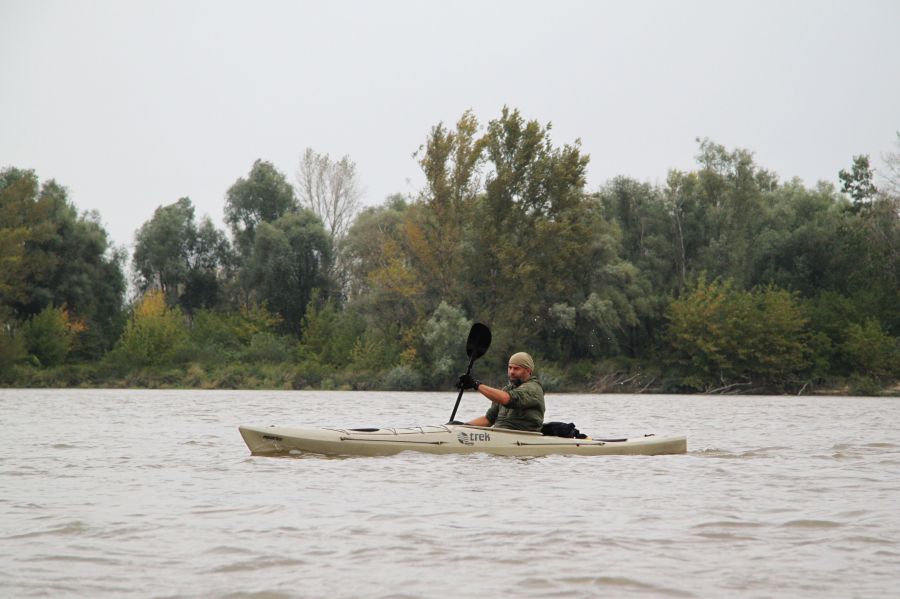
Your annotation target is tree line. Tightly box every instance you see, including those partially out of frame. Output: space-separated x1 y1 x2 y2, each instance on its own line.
2 108 898 394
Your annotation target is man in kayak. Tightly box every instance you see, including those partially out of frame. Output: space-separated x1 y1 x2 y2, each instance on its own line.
457 352 545 431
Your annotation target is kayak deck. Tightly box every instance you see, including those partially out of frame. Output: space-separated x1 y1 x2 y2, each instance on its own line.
238 424 687 457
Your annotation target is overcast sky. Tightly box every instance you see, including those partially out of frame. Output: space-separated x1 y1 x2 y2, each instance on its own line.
2 0 899 251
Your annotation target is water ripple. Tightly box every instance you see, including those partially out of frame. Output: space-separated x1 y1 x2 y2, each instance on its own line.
209 557 308 573
780 519 844 529
6 520 88 540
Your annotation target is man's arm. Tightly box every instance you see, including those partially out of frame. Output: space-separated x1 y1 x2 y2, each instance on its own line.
475 382 511 406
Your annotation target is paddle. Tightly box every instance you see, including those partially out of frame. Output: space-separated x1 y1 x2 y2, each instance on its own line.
448 322 492 424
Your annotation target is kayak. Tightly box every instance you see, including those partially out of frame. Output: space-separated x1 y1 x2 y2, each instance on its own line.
238 424 687 457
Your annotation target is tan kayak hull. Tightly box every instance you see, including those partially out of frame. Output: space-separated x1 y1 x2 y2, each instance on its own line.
239 424 687 457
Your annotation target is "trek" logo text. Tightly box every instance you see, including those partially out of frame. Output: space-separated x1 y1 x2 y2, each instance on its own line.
457 431 491 445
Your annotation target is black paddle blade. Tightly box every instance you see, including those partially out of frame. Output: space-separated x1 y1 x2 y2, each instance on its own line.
448 322 492 423
466 322 491 361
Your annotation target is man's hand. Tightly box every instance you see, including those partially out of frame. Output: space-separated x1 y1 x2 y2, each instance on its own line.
456 373 480 390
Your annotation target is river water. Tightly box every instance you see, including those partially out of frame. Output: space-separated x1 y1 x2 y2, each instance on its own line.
1 389 898 598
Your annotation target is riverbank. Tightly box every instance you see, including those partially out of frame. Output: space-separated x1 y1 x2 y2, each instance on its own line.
3 361 898 396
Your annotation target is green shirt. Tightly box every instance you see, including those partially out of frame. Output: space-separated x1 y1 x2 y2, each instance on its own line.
485 377 545 431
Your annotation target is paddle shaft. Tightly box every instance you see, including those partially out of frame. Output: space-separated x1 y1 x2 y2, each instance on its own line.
448 353 477 423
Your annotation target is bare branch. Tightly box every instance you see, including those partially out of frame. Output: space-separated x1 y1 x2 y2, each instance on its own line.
296 148 363 240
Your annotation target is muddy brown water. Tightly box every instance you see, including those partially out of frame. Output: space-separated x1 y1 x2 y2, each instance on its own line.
2 389 898 598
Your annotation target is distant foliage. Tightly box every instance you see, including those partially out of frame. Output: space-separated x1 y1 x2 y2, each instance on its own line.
114 290 187 367
23 305 83 367
349 329 401 373
0 316 26 376
423 302 472 381
298 293 363 366
240 332 295 364
189 304 281 358
381 365 424 391
665 278 812 390
296 148 363 241
224 159 298 257
841 319 900 378
133 197 232 315
838 154 877 208
0 167 125 358
3 109 898 393
243 210 332 336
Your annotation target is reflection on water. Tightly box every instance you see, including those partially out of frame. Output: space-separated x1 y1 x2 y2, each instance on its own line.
2 389 899 598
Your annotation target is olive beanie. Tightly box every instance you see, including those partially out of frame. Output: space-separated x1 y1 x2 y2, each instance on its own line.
508 352 535 371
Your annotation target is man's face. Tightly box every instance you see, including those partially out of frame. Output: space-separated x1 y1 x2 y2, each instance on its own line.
507 363 531 384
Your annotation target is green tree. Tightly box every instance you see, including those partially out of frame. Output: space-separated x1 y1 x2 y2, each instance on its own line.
841 319 900 378
422 302 472 381
411 110 484 305
598 177 673 288
189 303 281 361
22 305 81 367
0 169 48 311
373 107 641 366
342 194 409 300
340 195 424 341
745 180 848 296
665 277 812 390
831 194 900 335
243 210 332 336
669 140 779 289
348 328 402 374
839 154 877 209
224 160 298 257
467 108 643 362
133 197 231 315
0 167 125 358
181 217 233 314
594 177 675 355
298 293 364 366
134 198 195 299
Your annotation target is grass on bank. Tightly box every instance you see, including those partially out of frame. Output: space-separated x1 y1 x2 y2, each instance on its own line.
4 359 898 396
